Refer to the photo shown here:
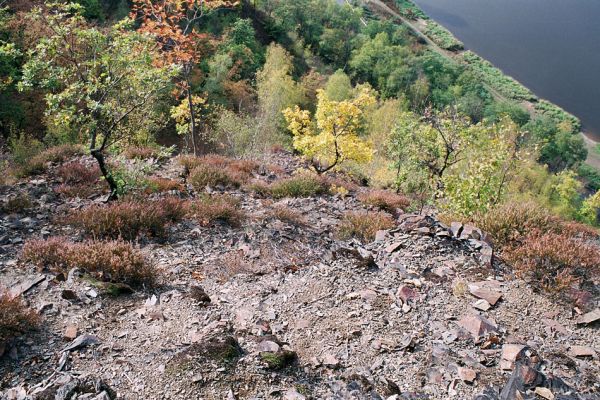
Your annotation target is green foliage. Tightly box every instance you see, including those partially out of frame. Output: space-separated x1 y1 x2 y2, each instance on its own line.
577 164 600 192
349 32 414 98
390 109 524 216
393 0 427 19
484 101 530 126
268 173 329 198
423 21 463 51
18 3 176 198
324 69 352 101
534 100 581 133
462 51 537 102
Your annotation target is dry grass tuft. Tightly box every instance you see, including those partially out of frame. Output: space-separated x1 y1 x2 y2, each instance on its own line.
189 163 244 190
123 146 161 160
358 190 410 215
189 195 245 228
145 176 184 193
268 174 329 199
504 232 600 295
0 294 39 346
14 144 84 178
21 237 156 286
338 211 396 242
1 194 33 214
66 197 189 240
269 206 306 226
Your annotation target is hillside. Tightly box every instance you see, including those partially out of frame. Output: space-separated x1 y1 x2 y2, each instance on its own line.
0 0 600 398
1 150 599 399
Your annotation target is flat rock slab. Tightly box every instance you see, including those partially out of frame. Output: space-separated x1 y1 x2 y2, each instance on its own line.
577 308 600 325
457 314 498 339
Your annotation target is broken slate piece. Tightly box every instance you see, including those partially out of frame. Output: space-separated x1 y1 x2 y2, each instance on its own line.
63 334 100 352
577 308 600 325
457 314 498 340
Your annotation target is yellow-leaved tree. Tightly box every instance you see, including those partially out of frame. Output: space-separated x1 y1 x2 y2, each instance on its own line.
283 87 376 174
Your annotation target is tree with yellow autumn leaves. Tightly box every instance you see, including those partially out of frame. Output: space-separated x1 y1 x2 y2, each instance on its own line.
283 87 376 174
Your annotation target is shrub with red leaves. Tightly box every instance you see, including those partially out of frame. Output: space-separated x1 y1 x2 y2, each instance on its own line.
189 195 245 227
358 190 410 215
21 238 155 286
66 197 188 240
338 211 396 242
0 293 39 347
504 232 600 295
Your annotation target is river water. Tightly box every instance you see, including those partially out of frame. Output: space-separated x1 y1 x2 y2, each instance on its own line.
411 0 600 141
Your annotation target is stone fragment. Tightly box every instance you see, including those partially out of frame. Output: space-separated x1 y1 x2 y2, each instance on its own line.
534 387 554 400
396 285 418 303
472 299 491 311
577 308 600 325
8 275 45 298
457 314 498 339
468 283 502 305
568 345 596 358
385 242 403 253
257 340 280 353
189 285 211 304
457 367 477 383
450 222 463 237
63 334 100 352
64 325 78 341
502 344 526 362
322 353 340 368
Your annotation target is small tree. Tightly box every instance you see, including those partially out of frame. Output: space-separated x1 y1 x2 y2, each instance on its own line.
19 3 177 200
132 0 233 154
283 87 375 174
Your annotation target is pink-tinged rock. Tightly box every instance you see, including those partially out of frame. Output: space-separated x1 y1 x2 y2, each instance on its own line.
534 387 555 400
468 284 502 306
568 345 596 358
64 325 78 341
501 344 526 362
396 285 418 303
385 242 403 253
257 340 280 353
577 308 600 325
472 299 491 311
457 314 498 339
457 367 477 383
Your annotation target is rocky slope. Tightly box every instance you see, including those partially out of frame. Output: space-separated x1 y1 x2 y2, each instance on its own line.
0 152 598 400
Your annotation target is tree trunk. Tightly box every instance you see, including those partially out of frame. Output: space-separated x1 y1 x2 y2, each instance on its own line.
91 148 119 201
185 72 197 156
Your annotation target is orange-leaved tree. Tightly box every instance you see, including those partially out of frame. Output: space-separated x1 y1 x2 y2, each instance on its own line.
131 0 236 154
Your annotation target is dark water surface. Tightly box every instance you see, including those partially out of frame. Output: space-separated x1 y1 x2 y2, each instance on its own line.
412 0 600 140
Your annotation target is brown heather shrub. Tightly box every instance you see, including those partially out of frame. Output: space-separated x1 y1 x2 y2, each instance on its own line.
190 195 245 227
38 144 84 164
0 294 39 346
21 237 156 286
144 176 184 193
178 154 259 178
358 190 410 215
338 211 396 242
269 174 329 199
504 232 600 295
57 161 100 185
473 201 562 248
67 197 188 240
13 144 84 178
123 146 161 160
269 206 306 226
1 194 32 214
189 164 243 190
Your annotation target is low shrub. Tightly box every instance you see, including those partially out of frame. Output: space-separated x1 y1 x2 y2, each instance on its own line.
56 161 100 185
67 197 188 240
473 201 562 249
178 154 260 179
21 237 156 286
338 211 396 242
190 195 245 227
1 194 33 214
144 177 183 193
0 294 39 346
358 190 410 215
504 232 600 295
12 144 84 178
269 206 306 226
189 164 243 190
123 146 161 160
269 174 329 199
